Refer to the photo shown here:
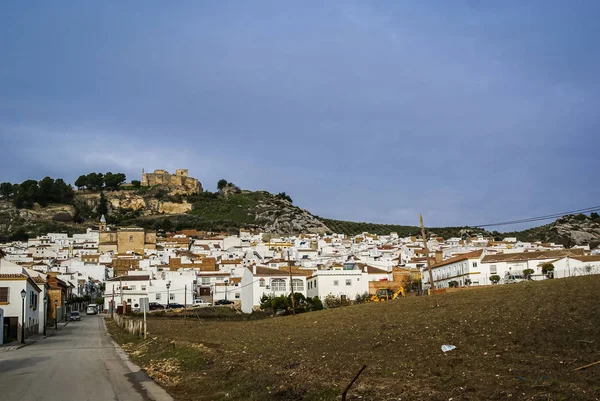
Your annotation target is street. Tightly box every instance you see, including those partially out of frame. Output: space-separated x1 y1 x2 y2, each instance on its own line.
0 314 169 401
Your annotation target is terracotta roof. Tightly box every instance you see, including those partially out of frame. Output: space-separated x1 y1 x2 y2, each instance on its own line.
249 266 307 277
32 276 47 284
107 275 151 282
481 249 584 263
0 273 28 279
570 255 600 262
429 250 484 269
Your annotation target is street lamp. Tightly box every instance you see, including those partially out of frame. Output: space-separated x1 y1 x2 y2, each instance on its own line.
20 289 26 344
54 300 58 330
166 282 171 307
224 279 229 301
43 296 48 336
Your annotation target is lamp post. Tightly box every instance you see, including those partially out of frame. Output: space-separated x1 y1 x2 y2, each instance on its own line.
54 300 58 330
20 289 26 344
224 280 229 301
43 296 47 336
166 282 171 307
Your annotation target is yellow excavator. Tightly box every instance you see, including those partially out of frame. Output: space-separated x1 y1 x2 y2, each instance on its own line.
370 287 405 302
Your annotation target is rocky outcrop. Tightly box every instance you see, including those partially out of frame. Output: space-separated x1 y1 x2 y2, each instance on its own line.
254 198 329 234
549 215 600 246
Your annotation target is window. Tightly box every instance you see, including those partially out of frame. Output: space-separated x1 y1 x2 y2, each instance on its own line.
156 293 161 300
201 277 211 285
302 255 308 259
141 285 147 291
490 265 497 274
333 280 339 286
271 279 286 291
129 235 134 243
345 279 352 286
130 285 136 290
292 279 304 291
127 299 131 303
472 262 478 268
235 294 240 299
170 293 175 300
0 287 9 303
259 279 265 287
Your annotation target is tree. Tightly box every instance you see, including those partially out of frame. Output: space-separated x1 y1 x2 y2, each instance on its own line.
448 280 459 288
104 172 126 190
217 179 229 190
276 192 293 203
86 173 104 191
489 275 501 284
131 180 141 188
97 192 108 216
0 182 13 198
591 212 600 221
74 175 87 190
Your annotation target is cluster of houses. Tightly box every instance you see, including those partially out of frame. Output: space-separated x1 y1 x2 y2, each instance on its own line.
2 216 600 343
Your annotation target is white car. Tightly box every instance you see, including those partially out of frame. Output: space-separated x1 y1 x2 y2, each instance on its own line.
192 299 212 308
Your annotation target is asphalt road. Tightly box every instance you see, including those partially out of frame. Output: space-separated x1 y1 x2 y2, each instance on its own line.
0 314 169 401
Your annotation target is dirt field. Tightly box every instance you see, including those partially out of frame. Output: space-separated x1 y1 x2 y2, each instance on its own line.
107 276 600 401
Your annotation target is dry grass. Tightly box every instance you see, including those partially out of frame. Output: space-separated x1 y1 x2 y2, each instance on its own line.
107 276 600 401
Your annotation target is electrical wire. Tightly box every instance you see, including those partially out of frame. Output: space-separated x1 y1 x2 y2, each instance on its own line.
471 205 600 228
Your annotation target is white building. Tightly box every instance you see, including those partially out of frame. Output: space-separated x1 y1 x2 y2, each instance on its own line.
306 269 369 301
240 266 307 313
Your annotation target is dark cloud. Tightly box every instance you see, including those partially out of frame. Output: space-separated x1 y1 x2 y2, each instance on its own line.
0 1 598 230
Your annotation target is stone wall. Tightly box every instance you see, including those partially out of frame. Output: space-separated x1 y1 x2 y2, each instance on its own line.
141 169 203 194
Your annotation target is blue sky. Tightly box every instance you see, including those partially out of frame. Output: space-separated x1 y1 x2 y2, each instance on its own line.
1 1 599 231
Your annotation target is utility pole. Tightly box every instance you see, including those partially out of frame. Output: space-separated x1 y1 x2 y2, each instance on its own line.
184 284 187 326
420 214 435 293
111 284 115 318
287 249 296 315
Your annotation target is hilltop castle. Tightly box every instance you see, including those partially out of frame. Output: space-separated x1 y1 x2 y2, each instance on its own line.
141 168 203 194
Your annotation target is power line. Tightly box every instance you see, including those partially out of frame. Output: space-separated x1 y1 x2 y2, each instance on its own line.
471 205 600 228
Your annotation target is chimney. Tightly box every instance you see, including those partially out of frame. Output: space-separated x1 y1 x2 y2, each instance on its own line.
363 265 368 273
252 265 256 275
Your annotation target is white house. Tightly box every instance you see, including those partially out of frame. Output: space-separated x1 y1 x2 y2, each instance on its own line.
0 272 42 342
306 269 369 301
422 250 484 289
240 266 307 313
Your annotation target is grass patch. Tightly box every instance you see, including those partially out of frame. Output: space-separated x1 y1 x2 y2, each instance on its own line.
109 276 600 400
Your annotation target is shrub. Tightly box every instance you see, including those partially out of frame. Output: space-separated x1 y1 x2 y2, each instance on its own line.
323 294 352 308
131 180 141 188
354 292 371 304
523 268 534 279
489 275 501 284
541 263 555 275
448 280 459 288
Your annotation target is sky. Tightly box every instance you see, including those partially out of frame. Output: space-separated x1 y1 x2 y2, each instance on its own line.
1 1 599 231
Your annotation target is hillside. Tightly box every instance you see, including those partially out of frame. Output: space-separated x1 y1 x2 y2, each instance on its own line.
109 276 600 401
1 174 600 244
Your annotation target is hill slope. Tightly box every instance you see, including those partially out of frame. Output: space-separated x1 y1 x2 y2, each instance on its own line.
110 276 600 401
1 182 599 245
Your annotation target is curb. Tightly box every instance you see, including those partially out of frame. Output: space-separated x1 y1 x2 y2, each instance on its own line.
103 319 174 401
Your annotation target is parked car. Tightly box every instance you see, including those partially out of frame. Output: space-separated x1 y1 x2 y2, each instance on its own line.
86 306 98 315
149 302 165 311
192 299 212 308
166 303 186 309
214 299 234 306
69 311 81 321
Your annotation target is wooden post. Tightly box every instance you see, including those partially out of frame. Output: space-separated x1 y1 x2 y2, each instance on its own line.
143 304 147 340
420 214 435 292
288 249 296 315
184 284 187 326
